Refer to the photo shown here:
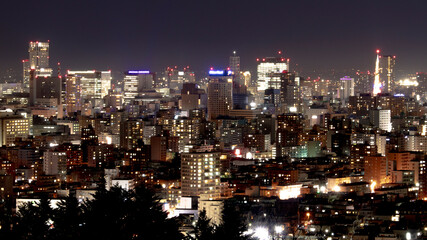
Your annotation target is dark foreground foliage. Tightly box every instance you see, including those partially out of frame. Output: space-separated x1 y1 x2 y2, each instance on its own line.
1 187 251 240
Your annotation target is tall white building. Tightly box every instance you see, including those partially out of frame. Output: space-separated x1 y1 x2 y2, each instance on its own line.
370 109 392 132
257 57 289 91
181 151 221 200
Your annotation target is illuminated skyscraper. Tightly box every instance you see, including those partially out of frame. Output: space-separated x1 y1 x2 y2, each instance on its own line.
23 41 53 92
370 109 391 132
35 76 62 106
65 74 82 116
207 70 233 120
355 71 373 95
29 41 49 69
67 70 111 107
162 67 195 90
229 51 240 76
338 76 355 106
373 50 381 96
180 83 206 111
256 57 289 91
379 55 396 93
22 60 30 91
280 72 301 113
123 70 155 104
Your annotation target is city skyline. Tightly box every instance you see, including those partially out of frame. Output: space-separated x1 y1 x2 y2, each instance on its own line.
1 0 427 75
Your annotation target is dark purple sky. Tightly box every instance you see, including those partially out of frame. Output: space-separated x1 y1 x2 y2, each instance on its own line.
1 0 427 75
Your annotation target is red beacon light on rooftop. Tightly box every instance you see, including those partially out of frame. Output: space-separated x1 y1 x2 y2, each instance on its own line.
376 49 380 54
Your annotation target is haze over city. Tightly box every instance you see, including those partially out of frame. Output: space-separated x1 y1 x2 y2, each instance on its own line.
1 0 427 74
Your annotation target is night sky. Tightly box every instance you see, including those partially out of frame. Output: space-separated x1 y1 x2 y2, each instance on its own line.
1 0 427 76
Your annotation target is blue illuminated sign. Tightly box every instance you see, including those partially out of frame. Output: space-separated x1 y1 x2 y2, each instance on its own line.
127 70 150 74
208 70 233 76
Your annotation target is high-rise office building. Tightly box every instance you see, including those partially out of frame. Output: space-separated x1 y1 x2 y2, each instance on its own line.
162 67 195 90
67 70 111 107
180 83 207 111
29 41 49 69
0 116 30 146
229 51 242 84
207 70 233 120
34 76 62 106
364 155 393 184
229 51 240 74
123 70 154 104
23 41 53 92
22 60 30 91
65 74 82 116
280 72 301 113
43 150 67 180
181 151 221 199
257 57 289 91
370 109 392 132
355 71 373 95
276 114 304 157
338 76 355 106
379 54 396 94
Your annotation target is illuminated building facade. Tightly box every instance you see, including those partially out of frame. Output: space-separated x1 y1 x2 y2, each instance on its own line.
364 155 394 185
65 74 81 116
180 83 206 111
23 41 53 93
373 50 381 96
29 41 49 69
43 150 67 180
123 70 154 104
370 109 392 132
35 76 62 106
355 71 373 95
207 71 233 120
181 151 221 199
256 57 289 91
280 72 301 113
67 70 111 106
120 119 144 150
338 76 354 106
276 114 304 157
162 67 195 90
379 55 396 93
0 116 30 147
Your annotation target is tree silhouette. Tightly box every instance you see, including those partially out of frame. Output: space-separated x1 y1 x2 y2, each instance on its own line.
50 195 83 240
15 196 53 240
215 200 252 240
189 209 215 240
13 185 184 240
